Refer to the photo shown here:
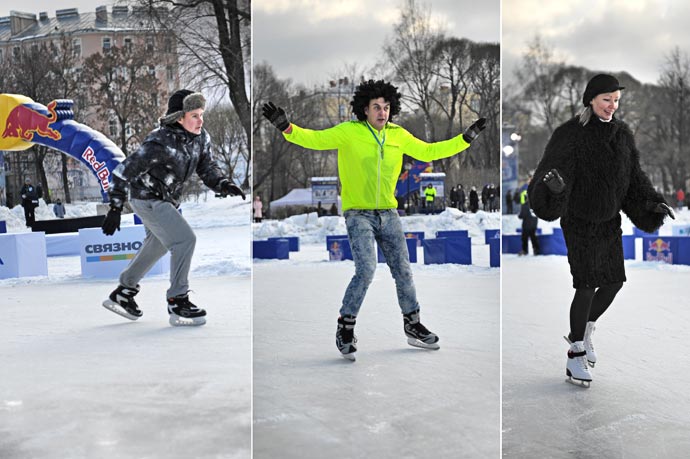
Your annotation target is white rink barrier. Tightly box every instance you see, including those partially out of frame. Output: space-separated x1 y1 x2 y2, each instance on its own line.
0 232 48 279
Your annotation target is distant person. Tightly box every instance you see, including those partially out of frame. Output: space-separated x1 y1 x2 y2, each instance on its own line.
20 177 42 227
101 89 245 327
505 189 514 214
424 183 436 213
253 195 263 222
517 195 539 255
450 185 458 209
329 202 338 216
262 79 486 360
469 186 479 213
53 198 66 218
457 184 466 211
676 188 685 210
528 74 675 387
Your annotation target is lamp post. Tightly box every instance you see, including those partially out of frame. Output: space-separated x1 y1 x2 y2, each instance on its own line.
404 162 412 214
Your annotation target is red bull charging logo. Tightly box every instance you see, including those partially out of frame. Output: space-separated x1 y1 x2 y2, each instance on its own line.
1 100 61 142
646 238 673 263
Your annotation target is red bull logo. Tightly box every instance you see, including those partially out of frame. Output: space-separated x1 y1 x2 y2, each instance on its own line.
82 146 110 191
646 238 673 263
1 101 61 142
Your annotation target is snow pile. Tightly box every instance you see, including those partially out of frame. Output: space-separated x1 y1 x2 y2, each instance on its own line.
502 207 690 236
0 200 102 233
253 208 501 245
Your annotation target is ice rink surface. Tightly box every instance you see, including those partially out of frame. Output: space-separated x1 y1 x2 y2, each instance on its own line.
502 253 690 458
0 194 251 459
253 243 500 458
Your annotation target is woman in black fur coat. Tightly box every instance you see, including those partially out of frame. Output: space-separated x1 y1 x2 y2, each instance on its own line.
527 74 676 385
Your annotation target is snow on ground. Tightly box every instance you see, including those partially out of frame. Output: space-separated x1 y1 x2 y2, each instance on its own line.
252 209 500 458
0 193 251 459
502 246 690 457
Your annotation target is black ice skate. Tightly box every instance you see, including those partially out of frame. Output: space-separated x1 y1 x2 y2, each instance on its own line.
102 285 143 320
336 315 357 361
167 294 207 327
403 310 440 350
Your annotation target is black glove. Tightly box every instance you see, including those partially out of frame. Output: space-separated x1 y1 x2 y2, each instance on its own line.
650 202 676 220
102 206 121 235
262 101 290 132
462 118 487 143
543 168 566 194
220 180 246 200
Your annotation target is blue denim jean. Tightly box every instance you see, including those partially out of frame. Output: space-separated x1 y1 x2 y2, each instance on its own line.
340 209 420 317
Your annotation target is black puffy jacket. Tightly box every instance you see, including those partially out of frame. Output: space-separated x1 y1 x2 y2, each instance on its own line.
109 123 227 208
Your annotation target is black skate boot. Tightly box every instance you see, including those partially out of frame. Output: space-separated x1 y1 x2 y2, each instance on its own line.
403 309 440 350
336 315 357 361
167 294 206 327
102 284 143 320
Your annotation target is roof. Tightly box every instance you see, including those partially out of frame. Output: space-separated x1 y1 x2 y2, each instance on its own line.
0 6 160 42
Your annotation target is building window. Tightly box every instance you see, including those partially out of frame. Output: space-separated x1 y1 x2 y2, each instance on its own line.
146 36 154 52
166 65 174 81
164 37 172 53
102 37 112 54
148 64 155 76
151 92 158 106
124 37 133 51
13 46 21 62
72 38 81 57
109 119 118 137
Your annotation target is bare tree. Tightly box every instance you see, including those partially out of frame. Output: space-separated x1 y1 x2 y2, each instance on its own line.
81 44 161 156
202 103 248 184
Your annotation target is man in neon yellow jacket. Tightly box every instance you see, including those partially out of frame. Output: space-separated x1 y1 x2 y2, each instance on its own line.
424 183 437 212
262 79 486 360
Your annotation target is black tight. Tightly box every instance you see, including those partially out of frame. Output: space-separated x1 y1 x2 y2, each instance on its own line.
569 282 623 341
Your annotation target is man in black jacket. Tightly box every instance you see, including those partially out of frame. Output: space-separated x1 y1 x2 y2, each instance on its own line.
517 195 539 255
19 177 42 227
101 89 245 326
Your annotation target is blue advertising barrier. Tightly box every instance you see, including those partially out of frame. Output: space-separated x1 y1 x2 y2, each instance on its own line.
485 229 500 244
0 232 48 279
622 235 635 260
537 234 568 255
403 231 425 247
253 239 289 260
0 220 6 233
633 227 658 237
328 238 352 261
642 236 690 265
516 228 542 234
436 230 469 239
46 233 80 256
422 237 472 265
502 235 522 254
489 238 500 267
377 238 418 264
326 235 349 251
268 236 300 252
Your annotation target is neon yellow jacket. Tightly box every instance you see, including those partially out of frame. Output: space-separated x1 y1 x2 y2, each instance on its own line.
424 186 437 201
284 120 470 210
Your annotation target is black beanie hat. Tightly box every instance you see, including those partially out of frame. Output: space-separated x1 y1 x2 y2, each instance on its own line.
159 89 206 124
582 74 624 107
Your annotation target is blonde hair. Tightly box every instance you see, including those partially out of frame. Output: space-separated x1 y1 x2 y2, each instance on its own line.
579 106 592 126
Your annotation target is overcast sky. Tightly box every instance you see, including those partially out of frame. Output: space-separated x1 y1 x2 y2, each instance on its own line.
254 0 500 87
503 0 690 87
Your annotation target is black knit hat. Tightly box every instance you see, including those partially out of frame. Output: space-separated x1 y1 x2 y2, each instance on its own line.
159 89 206 124
582 74 624 107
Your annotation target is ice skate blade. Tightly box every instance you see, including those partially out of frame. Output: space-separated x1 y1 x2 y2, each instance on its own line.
340 352 356 361
407 337 440 350
565 377 591 388
588 360 596 368
102 299 140 321
169 314 206 327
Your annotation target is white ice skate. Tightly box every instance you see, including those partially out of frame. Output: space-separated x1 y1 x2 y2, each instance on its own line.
564 337 592 388
583 321 597 367
336 315 357 361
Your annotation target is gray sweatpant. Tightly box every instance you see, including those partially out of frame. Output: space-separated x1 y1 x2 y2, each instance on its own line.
119 199 196 298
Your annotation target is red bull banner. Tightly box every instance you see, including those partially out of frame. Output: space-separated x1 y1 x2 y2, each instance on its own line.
1 94 125 201
642 236 690 265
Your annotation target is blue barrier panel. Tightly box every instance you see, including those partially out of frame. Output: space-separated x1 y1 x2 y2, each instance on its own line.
0 220 6 233
489 238 500 267
253 239 289 260
538 234 568 255
485 229 500 244
326 235 349 251
642 236 690 265
422 237 472 265
403 231 425 247
133 214 143 225
377 238 417 264
622 235 635 260
268 236 300 252
328 238 352 261
436 230 469 239
634 227 658 237
516 228 542 234
502 235 522 254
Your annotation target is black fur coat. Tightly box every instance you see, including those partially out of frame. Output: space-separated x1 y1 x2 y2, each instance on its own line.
528 116 667 288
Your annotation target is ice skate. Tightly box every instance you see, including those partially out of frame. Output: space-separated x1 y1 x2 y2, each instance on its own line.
584 321 597 367
336 315 357 361
102 284 142 320
564 337 592 388
167 294 206 327
403 310 440 350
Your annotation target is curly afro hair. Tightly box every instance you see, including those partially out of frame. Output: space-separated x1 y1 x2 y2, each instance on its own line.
350 79 402 122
